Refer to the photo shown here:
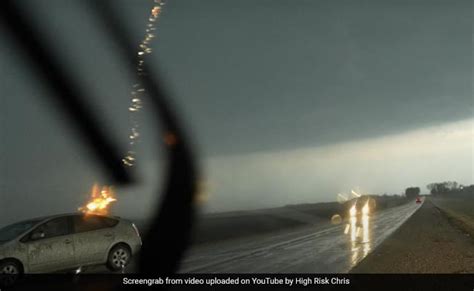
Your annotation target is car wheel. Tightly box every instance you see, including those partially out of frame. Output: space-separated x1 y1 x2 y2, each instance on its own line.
107 244 131 271
0 260 22 275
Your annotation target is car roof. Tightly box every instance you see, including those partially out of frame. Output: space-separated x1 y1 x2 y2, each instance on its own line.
19 212 120 223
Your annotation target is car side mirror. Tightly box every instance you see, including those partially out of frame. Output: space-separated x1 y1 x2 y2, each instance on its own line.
31 231 45 240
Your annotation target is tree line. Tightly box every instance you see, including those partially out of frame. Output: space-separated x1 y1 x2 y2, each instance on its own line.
404 181 474 199
427 181 474 196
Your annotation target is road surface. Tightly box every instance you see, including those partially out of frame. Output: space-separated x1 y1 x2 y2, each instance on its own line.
86 200 422 273
178 200 422 273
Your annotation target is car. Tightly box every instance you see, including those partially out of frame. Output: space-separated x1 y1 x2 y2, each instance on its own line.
416 197 422 204
0 213 141 274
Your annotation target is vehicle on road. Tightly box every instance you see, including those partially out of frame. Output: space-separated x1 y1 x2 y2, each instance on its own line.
0 213 141 274
416 197 422 204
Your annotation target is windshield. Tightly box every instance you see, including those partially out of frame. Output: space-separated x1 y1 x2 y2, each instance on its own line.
1 0 472 279
0 219 42 243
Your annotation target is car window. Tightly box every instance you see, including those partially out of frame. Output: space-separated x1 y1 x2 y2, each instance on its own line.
0 219 43 243
73 215 118 233
33 217 70 240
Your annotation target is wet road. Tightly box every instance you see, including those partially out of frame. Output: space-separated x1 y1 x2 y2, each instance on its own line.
179 201 422 273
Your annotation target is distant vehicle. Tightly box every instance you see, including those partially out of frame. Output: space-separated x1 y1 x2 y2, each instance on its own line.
416 197 422 204
0 213 141 274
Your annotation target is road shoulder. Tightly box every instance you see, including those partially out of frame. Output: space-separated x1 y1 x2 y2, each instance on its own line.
351 198 474 273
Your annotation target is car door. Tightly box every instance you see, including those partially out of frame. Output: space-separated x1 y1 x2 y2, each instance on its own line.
24 216 75 273
72 215 116 266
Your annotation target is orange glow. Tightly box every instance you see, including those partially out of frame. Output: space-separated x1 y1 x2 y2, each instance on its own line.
164 132 178 146
152 6 161 17
79 184 117 215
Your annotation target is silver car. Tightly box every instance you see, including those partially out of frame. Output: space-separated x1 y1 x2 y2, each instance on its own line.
0 213 141 274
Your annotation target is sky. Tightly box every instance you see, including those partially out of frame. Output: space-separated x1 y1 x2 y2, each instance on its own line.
0 0 472 224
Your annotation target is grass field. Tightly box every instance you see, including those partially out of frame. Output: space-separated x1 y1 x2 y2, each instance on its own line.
432 195 474 238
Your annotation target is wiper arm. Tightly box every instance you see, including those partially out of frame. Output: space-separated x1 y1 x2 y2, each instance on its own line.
87 0 200 275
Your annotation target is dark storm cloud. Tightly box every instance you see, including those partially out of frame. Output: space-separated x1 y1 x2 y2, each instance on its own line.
3 0 472 156
153 0 472 155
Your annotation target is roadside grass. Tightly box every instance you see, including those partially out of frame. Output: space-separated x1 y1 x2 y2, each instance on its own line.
431 196 474 238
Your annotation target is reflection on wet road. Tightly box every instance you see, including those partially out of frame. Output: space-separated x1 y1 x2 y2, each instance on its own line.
348 201 371 268
180 201 422 273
